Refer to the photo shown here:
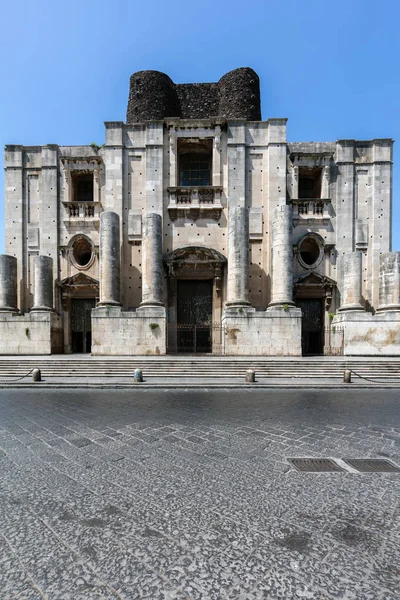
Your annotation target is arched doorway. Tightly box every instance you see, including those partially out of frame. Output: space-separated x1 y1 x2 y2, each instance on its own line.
164 246 226 354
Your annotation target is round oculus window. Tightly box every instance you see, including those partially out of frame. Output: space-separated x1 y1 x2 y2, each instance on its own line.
299 236 321 267
72 238 93 267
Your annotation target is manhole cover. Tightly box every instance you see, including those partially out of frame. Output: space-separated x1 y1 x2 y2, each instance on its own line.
287 458 344 472
343 459 400 472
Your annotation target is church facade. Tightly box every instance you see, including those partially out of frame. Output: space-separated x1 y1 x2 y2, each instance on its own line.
1 67 399 356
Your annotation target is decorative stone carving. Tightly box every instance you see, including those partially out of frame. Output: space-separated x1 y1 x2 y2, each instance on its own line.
165 246 226 274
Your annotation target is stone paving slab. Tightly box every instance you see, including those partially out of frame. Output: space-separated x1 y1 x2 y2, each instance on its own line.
0 388 399 599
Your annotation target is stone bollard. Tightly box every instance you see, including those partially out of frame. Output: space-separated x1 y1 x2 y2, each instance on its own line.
32 369 41 383
343 369 352 384
133 368 143 383
245 369 255 383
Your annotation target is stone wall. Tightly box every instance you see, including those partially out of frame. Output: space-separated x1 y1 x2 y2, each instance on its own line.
334 311 400 356
222 310 302 356
0 312 62 355
91 307 166 355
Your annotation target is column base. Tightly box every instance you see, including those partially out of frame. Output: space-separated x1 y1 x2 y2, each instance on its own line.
268 300 295 308
376 305 400 312
267 302 301 316
97 301 121 307
139 300 164 308
338 304 365 312
224 299 254 314
225 300 251 308
30 307 55 312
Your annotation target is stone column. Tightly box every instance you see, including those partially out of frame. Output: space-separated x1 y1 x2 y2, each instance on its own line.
378 252 400 311
32 256 53 311
226 206 250 307
269 205 294 307
140 213 164 307
339 252 364 311
0 255 18 312
98 211 121 306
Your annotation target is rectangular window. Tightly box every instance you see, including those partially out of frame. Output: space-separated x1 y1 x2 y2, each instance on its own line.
178 139 212 187
72 173 94 202
298 167 322 199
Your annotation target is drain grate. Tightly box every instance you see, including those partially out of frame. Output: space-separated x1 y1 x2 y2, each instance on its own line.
343 459 400 473
287 458 344 472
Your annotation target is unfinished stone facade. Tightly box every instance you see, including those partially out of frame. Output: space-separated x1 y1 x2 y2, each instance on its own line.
1 67 397 355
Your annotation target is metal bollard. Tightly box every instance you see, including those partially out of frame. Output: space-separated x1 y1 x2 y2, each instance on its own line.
32 368 41 383
133 368 143 383
343 369 352 384
245 369 255 383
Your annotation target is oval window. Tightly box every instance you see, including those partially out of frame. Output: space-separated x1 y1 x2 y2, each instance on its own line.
299 237 320 267
73 238 92 267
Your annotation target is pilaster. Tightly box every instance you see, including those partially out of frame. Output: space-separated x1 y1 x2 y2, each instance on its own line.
371 139 393 308
145 122 164 215
212 126 222 186
227 121 246 208
5 146 24 311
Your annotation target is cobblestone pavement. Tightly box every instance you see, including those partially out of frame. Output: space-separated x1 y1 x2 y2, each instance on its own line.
0 389 399 600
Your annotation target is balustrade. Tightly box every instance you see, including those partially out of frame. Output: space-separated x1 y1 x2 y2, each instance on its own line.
291 198 331 225
63 201 100 222
167 186 223 220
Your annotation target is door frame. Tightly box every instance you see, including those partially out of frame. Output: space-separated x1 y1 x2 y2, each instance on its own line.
294 272 337 356
58 273 99 354
71 298 96 353
296 297 324 356
164 246 227 355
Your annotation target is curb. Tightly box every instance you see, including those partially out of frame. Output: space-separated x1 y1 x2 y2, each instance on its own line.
1 382 400 390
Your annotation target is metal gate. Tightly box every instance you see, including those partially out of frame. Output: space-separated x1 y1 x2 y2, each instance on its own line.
71 299 95 353
173 280 215 354
167 322 224 355
324 326 344 356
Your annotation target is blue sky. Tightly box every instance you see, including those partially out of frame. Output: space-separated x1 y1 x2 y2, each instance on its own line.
0 0 399 250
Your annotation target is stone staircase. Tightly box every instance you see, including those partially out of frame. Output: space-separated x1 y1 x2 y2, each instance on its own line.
0 356 399 381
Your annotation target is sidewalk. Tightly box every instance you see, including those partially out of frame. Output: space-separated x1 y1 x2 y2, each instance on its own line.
1 374 400 388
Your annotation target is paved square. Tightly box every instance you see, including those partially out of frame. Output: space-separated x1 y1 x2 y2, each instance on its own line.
0 388 399 599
